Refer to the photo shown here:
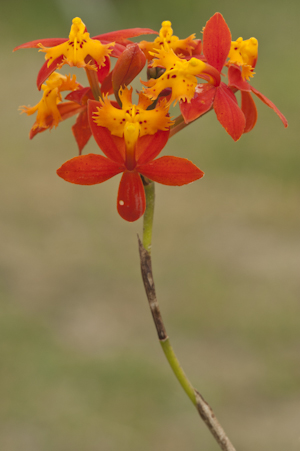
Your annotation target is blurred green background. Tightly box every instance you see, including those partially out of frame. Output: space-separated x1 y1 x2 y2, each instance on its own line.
1 0 300 450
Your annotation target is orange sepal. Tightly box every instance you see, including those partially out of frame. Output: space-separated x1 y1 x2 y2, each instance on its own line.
138 156 204 186
57 154 124 185
203 13 231 73
241 91 257 133
213 83 245 141
180 84 216 123
250 87 288 128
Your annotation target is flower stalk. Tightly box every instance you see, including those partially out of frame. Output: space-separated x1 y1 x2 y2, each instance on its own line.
85 66 102 101
139 184 237 451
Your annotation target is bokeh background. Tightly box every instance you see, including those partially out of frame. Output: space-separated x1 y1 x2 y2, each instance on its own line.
1 0 300 450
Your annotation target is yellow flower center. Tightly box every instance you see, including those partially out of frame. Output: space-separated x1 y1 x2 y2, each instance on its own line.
228 37 258 80
38 17 114 70
93 86 173 166
142 46 207 104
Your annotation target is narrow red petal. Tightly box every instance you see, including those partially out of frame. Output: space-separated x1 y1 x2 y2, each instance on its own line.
136 129 170 165
65 87 92 105
37 56 64 90
203 13 231 73
100 42 127 58
58 102 85 120
138 156 204 186
241 91 257 133
250 86 288 127
180 84 216 123
93 28 158 43
88 100 126 163
117 171 145 222
228 66 251 92
13 38 67 51
57 154 124 185
96 56 111 84
213 83 246 141
72 110 92 155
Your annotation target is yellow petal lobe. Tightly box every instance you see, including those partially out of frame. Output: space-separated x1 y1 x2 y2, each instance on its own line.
38 17 114 70
139 20 196 60
20 72 80 130
228 37 258 80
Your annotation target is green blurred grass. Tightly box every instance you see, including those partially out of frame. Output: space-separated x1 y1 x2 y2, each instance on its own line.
1 0 300 450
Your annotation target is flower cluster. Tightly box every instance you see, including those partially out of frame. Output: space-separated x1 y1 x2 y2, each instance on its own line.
15 14 287 221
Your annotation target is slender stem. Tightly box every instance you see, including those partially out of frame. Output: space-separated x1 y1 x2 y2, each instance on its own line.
160 338 196 405
139 191 237 451
85 67 102 101
142 178 155 254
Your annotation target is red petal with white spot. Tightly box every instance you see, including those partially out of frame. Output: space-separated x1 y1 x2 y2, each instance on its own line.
138 156 204 186
213 83 246 141
57 154 124 185
88 100 126 163
117 171 145 222
250 87 288 127
241 91 257 133
203 13 231 73
180 84 216 123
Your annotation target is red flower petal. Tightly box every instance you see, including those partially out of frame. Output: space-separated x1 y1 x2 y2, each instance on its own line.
93 28 158 43
37 56 64 90
117 171 145 222
58 102 85 120
57 154 124 185
241 91 257 133
203 13 231 73
96 56 111 84
228 66 251 92
136 129 170 165
138 156 204 186
112 44 146 100
250 86 288 127
72 109 92 155
88 100 126 163
180 84 216 123
65 87 92 104
13 38 67 51
213 83 246 141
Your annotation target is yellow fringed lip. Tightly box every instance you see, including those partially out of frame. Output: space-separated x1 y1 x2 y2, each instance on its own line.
19 72 80 130
93 86 173 141
38 17 114 70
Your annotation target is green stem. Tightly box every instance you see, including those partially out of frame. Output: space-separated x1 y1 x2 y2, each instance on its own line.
140 185 236 451
160 338 196 405
141 180 197 405
142 178 155 254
